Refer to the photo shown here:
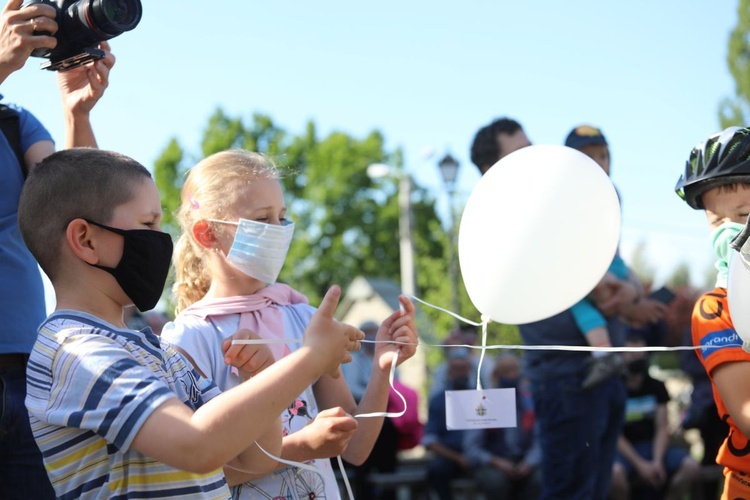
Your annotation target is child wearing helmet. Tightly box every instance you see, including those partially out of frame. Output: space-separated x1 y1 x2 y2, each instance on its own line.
675 126 750 499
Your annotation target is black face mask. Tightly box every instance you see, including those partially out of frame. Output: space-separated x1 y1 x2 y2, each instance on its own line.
86 219 173 312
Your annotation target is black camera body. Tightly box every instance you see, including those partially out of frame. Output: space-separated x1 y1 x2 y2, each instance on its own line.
22 0 142 71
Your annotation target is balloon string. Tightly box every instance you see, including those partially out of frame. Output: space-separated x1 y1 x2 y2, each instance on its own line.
230 295 712 353
355 352 405 418
223 441 323 476
407 294 483 326
335 354 404 500
337 455 355 500
399 295 725 353
476 316 490 391
232 338 302 345
234 337 726 352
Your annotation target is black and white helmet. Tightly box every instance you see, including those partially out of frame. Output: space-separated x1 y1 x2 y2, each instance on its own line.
675 126 750 209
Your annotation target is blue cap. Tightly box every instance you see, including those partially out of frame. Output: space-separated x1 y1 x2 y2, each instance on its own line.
565 125 608 149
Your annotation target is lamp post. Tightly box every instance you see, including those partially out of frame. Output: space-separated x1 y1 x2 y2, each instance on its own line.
367 164 425 400
438 153 460 320
366 164 416 297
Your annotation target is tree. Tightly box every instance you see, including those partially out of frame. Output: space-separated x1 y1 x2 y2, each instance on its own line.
628 241 656 287
153 138 184 236
666 262 692 289
719 0 750 127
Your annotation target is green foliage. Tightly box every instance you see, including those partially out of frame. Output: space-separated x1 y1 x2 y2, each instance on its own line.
628 241 655 286
152 138 184 236
666 262 692 289
719 0 750 127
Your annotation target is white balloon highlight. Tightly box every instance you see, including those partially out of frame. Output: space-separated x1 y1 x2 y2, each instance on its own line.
458 145 621 325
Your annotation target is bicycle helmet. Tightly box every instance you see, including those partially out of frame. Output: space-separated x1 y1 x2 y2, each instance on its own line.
675 126 750 209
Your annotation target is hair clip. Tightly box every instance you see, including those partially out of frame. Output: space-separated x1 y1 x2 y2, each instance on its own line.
188 194 200 209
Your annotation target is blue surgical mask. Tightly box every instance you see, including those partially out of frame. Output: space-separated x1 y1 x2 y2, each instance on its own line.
210 218 295 284
711 221 745 288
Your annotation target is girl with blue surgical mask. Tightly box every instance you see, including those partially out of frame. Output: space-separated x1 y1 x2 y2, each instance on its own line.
162 149 419 500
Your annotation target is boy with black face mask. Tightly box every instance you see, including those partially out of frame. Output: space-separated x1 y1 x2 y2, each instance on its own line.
17 148 363 499
610 333 699 500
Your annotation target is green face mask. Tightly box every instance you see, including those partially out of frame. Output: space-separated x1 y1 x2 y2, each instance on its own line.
711 221 746 288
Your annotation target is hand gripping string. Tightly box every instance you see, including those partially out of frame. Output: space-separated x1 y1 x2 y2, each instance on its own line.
225 341 405 500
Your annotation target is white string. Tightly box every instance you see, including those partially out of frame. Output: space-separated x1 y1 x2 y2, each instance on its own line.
232 338 302 345
336 352 404 499
361 339 721 352
355 353 404 418
475 317 489 390
223 440 322 475
337 455 355 500
408 294 482 326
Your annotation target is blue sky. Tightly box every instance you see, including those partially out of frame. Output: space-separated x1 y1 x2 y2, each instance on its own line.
7 1 739 301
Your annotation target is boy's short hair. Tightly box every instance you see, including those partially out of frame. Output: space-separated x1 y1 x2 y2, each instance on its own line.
565 125 608 150
18 148 152 280
470 117 524 172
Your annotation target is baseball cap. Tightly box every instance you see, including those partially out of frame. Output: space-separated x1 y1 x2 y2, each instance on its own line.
565 125 608 149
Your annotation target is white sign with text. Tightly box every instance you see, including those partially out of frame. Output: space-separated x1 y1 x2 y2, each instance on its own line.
445 388 517 430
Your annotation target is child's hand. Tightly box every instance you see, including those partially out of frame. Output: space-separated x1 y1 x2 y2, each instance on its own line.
292 407 358 458
373 295 418 371
221 328 275 382
304 285 364 378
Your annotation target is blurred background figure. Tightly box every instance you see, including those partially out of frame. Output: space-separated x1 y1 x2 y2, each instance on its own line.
611 332 699 500
423 348 472 500
463 353 541 500
429 326 491 397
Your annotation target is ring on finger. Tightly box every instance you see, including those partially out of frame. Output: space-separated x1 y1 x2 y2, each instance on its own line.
29 17 38 32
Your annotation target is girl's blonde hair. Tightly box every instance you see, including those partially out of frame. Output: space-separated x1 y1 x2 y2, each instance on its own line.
173 149 280 314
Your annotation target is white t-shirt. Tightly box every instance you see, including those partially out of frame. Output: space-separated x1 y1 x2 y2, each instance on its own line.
162 303 341 500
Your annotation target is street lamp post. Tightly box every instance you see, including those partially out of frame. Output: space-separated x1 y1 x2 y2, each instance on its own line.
367 164 425 398
438 153 460 321
367 164 416 297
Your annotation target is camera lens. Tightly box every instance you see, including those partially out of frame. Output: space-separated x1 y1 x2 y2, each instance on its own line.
89 0 142 35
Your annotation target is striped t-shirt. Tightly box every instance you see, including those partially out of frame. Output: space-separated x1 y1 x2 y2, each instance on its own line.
26 310 230 499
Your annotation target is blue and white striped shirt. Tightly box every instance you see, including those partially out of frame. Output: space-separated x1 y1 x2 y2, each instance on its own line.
26 310 230 499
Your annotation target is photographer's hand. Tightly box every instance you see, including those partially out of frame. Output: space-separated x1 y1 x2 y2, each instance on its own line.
0 0 56 84
57 41 115 148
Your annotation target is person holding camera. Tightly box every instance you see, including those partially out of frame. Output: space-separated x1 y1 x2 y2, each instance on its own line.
0 0 114 498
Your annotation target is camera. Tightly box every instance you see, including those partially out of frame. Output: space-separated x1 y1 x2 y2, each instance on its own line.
22 0 142 71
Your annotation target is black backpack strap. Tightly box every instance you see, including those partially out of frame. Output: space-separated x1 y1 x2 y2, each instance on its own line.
0 104 26 178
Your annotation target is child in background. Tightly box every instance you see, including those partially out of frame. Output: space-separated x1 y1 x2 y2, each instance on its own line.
18 148 361 499
161 149 419 499
565 125 630 388
675 126 750 499
565 125 665 388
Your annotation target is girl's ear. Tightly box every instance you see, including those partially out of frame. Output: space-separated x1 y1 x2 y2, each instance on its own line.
193 220 220 250
65 219 100 265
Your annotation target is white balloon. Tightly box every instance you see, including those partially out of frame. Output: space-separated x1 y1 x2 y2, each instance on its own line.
728 250 750 344
458 145 621 325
